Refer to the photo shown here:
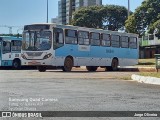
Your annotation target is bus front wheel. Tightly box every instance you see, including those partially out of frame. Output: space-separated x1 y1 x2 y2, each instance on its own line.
12 59 21 69
62 57 73 72
86 66 98 72
37 66 47 72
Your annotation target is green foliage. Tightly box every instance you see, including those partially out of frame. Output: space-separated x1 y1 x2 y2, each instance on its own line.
125 0 160 35
72 6 103 28
72 5 128 31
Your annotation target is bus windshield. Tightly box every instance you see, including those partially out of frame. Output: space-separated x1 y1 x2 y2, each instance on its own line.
22 31 52 51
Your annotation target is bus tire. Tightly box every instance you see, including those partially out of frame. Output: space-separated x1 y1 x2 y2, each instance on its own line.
37 66 47 72
111 58 119 71
105 66 112 71
12 59 21 69
62 57 73 72
86 66 98 72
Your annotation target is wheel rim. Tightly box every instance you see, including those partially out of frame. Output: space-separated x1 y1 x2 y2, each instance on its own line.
13 62 19 68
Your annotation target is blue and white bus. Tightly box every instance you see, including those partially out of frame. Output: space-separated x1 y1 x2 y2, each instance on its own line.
0 36 22 69
21 23 139 72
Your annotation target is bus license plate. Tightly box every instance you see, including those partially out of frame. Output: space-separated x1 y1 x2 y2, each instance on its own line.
28 60 41 65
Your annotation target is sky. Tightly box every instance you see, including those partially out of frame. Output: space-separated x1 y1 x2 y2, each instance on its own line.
0 0 144 34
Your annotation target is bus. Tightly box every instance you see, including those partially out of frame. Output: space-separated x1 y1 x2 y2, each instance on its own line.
0 36 22 69
21 23 139 72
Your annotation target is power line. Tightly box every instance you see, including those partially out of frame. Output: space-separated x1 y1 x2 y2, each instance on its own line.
0 25 22 34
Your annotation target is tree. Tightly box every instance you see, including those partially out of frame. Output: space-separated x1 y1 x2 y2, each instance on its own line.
125 0 160 35
72 5 128 31
72 6 103 28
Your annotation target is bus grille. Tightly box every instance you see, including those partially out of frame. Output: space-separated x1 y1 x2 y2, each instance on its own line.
26 52 43 56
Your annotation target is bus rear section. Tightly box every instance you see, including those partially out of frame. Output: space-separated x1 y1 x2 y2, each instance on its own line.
0 36 22 69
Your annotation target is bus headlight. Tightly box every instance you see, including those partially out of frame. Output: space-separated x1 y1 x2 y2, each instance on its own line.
43 53 52 59
21 54 27 60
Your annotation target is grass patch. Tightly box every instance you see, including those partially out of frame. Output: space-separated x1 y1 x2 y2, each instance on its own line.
136 59 155 66
120 76 131 80
139 72 160 78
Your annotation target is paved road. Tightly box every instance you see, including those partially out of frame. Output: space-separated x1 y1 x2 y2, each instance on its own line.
0 69 160 120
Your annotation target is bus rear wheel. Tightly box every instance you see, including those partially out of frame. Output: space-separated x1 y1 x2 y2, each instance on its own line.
62 57 73 72
86 66 98 72
12 59 21 69
111 58 119 71
37 66 47 72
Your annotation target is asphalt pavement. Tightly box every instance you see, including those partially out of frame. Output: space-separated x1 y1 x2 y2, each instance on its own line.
0 69 160 120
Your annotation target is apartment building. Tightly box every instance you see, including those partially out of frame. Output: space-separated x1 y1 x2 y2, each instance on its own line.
58 0 102 25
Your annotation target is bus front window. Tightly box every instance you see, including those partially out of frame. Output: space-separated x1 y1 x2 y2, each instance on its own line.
22 31 52 51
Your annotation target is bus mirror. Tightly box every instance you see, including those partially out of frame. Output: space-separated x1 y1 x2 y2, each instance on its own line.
3 41 7 46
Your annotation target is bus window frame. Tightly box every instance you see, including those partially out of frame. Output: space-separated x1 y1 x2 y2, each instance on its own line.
110 34 120 48
54 28 64 44
78 30 90 45
120 36 129 48
11 40 22 52
101 33 111 47
90 32 100 46
129 37 137 49
65 29 78 45
2 41 11 54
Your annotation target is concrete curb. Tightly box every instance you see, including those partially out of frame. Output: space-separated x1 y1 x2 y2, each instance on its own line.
131 74 160 85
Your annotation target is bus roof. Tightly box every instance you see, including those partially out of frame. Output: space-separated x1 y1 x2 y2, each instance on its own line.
25 23 138 37
0 36 22 41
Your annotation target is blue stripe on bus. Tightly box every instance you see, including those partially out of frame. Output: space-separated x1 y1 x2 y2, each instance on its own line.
55 45 138 59
1 60 13 66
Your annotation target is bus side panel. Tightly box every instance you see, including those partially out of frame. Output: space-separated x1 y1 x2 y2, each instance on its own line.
54 44 139 67
1 60 12 66
55 44 91 66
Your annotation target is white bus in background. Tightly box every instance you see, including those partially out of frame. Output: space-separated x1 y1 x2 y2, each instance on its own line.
0 36 22 69
21 23 139 72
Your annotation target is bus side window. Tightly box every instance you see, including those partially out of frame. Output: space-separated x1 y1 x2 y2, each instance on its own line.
111 35 120 48
101 33 111 47
129 37 137 49
3 41 11 54
55 28 64 44
78 31 89 45
11 40 22 52
65 29 77 44
90 32 100 46
121 36 129 48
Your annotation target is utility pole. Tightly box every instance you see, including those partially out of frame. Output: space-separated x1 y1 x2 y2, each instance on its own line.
68 0 73 25
128 0 130 17
47 0 48 23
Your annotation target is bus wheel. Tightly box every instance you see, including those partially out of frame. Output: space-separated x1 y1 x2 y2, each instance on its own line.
12 60 21 69
111 58 119 71
86 66 98 72
62 57 73 72
105 66 112 71
37 66 47 72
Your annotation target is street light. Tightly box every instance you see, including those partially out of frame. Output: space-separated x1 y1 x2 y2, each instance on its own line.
128 0 130 17
47 0 48 23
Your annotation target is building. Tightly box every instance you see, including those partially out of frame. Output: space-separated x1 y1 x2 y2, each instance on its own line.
139 34 160 58
51 17 59 24
58 0 67 25
58 0 102 25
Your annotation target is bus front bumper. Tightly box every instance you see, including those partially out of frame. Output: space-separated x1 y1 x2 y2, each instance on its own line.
21 58 53 66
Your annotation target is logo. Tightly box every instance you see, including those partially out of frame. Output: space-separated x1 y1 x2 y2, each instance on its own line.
2 112 11 117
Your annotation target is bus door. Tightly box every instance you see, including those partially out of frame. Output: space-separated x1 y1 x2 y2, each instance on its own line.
2 41 12 66
77 31 90 65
